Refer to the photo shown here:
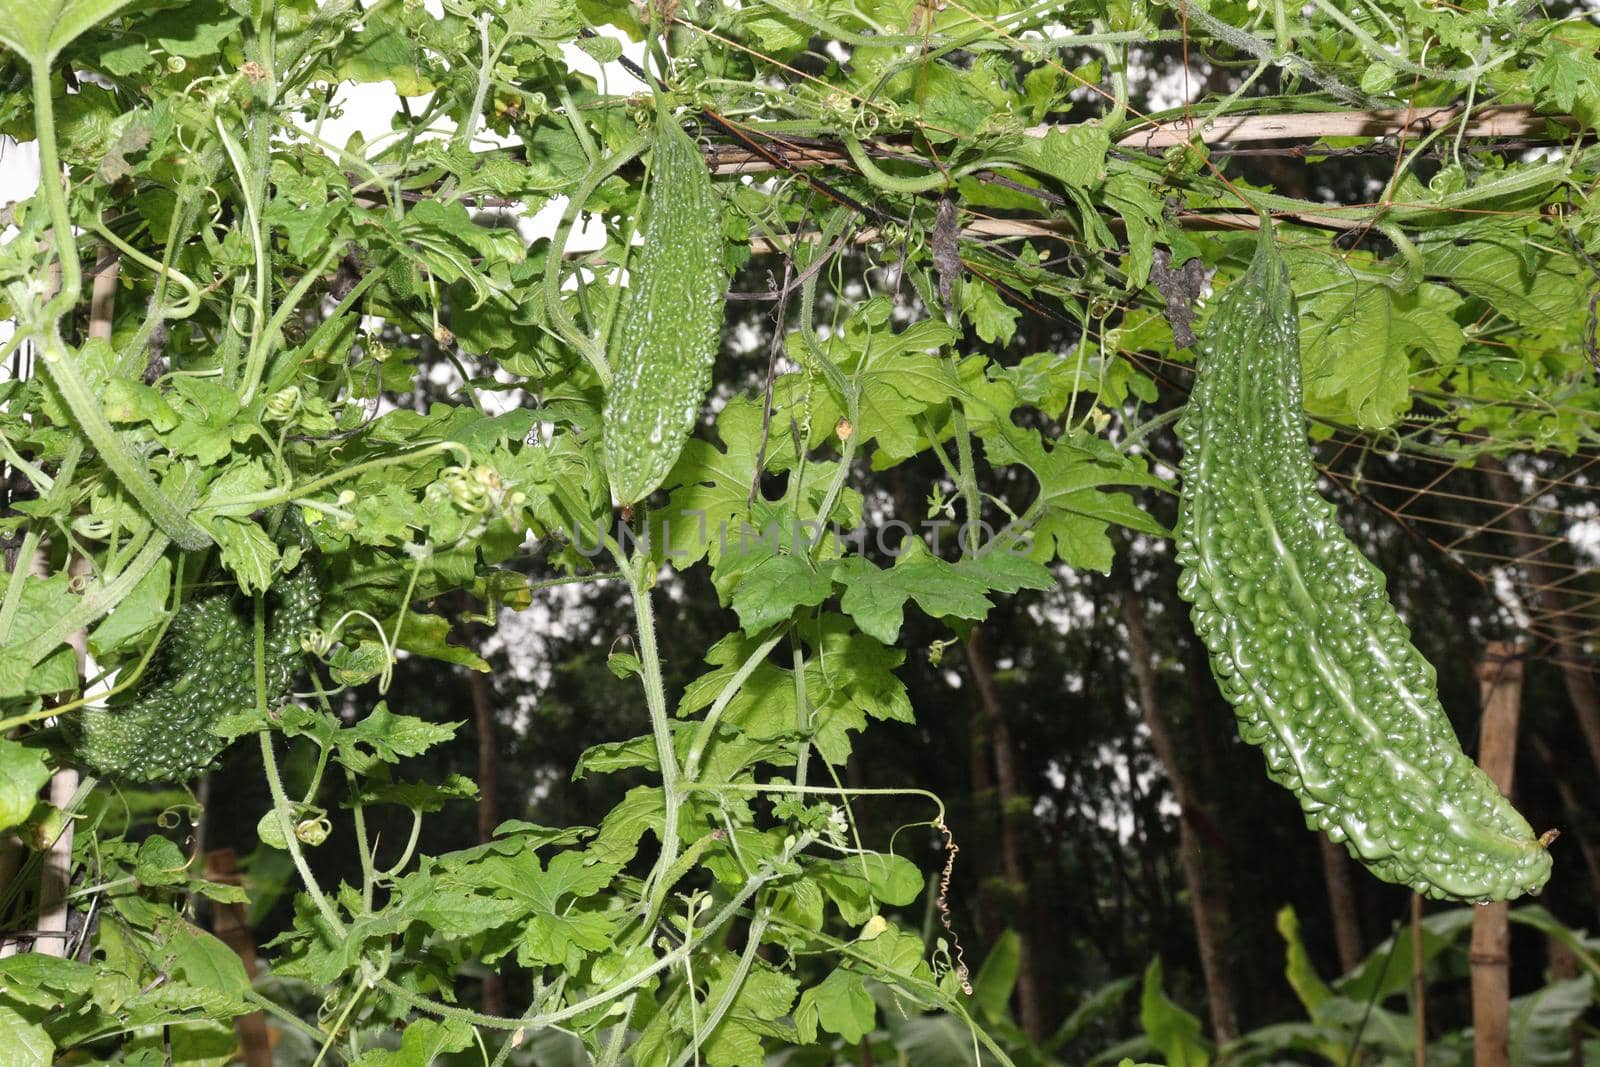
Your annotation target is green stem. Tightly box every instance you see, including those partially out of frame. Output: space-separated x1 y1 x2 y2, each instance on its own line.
13 527 171 669
379 838 807 1030
670 910 772 1067
617 537 684 928
216 114 272 405
30 61 80 315
842 134 950 194
257 600 345 933
25 66 209 550
556 78 598 167
0 439 81 643
86 218 203 317
257 243 344 363
542 140 646 385
199 441 469 516
454 13 503 154
36 333 212 550
244 990 337 1052
681 630 786 781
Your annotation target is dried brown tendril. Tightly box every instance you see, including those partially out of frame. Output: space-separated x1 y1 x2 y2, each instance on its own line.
934 818 973 996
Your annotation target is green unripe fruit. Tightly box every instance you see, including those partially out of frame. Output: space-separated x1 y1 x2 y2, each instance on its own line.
1173 228 1552 903
69 568 321 783
602 105 730 505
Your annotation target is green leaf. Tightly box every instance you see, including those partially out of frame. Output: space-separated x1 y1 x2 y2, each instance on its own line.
1105 173 1160 289
653 396 858 570
0 737 49 833
1334 907 1474 1003
393 611 488 671
814 852 923 925
984 428 1166 570
406 884 525 940
0 1006 53 1067
0 0 138 64
699 957 800 1067
1298 280 1463 429
795 968 876 1044
134 835 189 886
141 0 242 59
353 1019 473 1066
1030 123 1111 189
522 909 617 969
1423 233 1583 332
88 556 171 658
455 848 620 914
337 11 438 96
850 922 934 985
590 785 664 865
1140 957 1210 1067
354 774 477 813
780 313 958 464
1531 46 1600 128
833 547 995 644
159 919 251 1015
280 702 460 772
961 279 1021 345
0 571 80 696
209 517 280 595
103 379 178 431
1276 906 1332 1013
972 928 1020 1019
730 554 833 633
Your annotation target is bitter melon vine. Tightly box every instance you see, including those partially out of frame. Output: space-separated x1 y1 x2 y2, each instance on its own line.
68 566 320 783
1174 228 1553 903
602 103 730 506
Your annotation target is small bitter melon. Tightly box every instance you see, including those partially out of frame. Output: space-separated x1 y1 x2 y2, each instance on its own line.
70 567 320 783
1173 227 1552 902
602 104 730 506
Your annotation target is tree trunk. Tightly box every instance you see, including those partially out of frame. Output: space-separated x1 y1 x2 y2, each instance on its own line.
964 628 1045 1041
1121 591 1240 1043
1470 641 1523 1067
206 850 274 1067
468 666 500 846
1319 835 1365 976
1480 458 1600 777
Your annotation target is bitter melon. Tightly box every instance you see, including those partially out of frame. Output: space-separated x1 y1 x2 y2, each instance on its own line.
602 105 730 505
70 567 319 783
1173 228 1552 902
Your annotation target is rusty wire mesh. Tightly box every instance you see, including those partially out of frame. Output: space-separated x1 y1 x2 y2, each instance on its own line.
1316 425 1599 668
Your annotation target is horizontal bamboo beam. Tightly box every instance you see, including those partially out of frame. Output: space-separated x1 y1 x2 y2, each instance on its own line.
710 105 1568 175
1114 104 1565 149
741 209 1363 254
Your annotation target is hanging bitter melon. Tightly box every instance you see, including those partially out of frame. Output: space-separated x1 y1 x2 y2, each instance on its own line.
69 567 319 783
602 104 730 506
1173 227 1552 902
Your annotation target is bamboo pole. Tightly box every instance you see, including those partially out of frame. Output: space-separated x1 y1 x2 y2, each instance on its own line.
1470 641 1524 1067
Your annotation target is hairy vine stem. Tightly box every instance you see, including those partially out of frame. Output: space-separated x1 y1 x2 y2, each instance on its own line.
615 530 686 929
389 834 813 1033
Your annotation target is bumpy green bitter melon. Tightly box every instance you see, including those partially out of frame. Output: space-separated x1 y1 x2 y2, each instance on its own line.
602 105 730 506
1174 228 1552 902
71 567 319 783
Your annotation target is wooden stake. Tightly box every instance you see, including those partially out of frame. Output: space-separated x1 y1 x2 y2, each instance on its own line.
206 850 273 1067
1470 641 1524 1067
